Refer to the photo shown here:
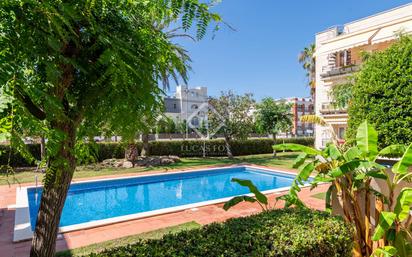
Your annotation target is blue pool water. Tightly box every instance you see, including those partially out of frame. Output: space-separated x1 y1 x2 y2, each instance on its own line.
27 167 296 229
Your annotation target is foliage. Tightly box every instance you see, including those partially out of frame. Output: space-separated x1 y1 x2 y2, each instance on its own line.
255 97 292 138
300 114 339 144
347 35 412 148
56 222 201 257
275 120 412 257
86 209 353 257
0 144 42 167
208 91 255 157
0 0 221 255
329 81 353 110
370 144 412 257
300 115 327 126
1 137 315 165
157 116 178 134
223 178 270 211
298 43 316 89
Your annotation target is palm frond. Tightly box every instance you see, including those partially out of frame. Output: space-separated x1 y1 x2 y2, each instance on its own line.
300 115 326 126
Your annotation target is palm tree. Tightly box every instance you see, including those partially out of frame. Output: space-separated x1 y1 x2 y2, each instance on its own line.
298 44 316 101
300 114 338 145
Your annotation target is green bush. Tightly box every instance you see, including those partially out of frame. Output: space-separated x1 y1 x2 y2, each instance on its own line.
0 137 314 166
95 143 133 162
347 35 412 148
87 208 353 257
146 138 313 157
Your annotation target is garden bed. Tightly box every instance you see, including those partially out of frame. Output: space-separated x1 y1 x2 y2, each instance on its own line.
86 208 353 257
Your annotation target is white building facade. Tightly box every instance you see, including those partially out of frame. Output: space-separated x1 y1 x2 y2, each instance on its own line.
164 85 208 128
315 3 412 148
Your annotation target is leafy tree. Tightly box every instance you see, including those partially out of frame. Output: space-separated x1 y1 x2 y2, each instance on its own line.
329 81 353 110
298 44 316 100
347 35 412 148
139 106 165 158
256 98 292 156
0 1 220 256
177 119 188 135
165 118 177 134
208 91 255 158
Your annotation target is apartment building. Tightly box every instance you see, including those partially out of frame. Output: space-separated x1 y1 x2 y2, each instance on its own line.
277 97 314 137
315 3 412 148
164 85 208 128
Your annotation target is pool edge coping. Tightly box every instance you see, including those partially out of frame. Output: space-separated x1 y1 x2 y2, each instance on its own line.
13 164 310 242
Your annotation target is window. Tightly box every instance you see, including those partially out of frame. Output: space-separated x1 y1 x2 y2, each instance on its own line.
173 103 177 109
338 127 345 139
191 117 199 126
191 104 198 109
338 50 352 67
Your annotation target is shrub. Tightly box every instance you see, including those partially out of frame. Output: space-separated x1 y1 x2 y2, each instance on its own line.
0 137 314 166
95 142 134 162
86 208 353 257
347 35 412 148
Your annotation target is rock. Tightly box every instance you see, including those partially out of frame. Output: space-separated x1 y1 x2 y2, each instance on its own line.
122 161 134 168
160 157 174 165
168 155 181 162
99 156 180 168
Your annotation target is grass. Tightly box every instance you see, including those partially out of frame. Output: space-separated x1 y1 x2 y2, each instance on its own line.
0 152 300 186
55 221 201 257
311 192 326 200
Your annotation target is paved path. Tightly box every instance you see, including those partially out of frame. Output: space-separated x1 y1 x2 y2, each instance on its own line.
0 164 328 257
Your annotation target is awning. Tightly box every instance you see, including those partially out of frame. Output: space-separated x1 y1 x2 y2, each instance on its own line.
319 30 377 54
371 19 412 44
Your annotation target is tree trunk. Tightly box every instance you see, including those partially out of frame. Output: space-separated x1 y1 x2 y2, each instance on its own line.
40 136 46 161
30 122 76 257
141 133 149 157
272 133 277 158
125 144 138 166
224 135 233 159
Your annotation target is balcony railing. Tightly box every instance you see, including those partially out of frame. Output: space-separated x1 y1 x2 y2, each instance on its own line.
321 64 359 78
320 103 348 115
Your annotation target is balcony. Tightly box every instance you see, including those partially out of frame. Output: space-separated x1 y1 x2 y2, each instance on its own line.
320 103 347 116
320 64 359 78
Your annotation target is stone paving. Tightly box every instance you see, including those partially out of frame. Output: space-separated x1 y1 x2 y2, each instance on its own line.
0 164 328 257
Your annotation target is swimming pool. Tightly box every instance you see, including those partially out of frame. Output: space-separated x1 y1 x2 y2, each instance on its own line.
14 166 301 241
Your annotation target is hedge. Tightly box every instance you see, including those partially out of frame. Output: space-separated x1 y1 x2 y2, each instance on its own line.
0 144 41 167
87 208 353 257
148 138 314 157
0 137 314 166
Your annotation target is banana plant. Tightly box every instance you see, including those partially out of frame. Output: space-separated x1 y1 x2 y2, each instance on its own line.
371 143 412 257
273 121 412 257
223 178 270 211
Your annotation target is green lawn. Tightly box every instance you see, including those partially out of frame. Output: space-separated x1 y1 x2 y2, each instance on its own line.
0 152 300 186
55 221 201 257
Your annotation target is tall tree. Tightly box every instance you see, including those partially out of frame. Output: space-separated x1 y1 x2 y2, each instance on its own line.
208 91 255 158
256 98 292 157
0 1 220 256
298 44 316 100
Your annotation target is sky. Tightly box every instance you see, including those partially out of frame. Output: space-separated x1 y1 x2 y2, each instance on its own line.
168 0 412 100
